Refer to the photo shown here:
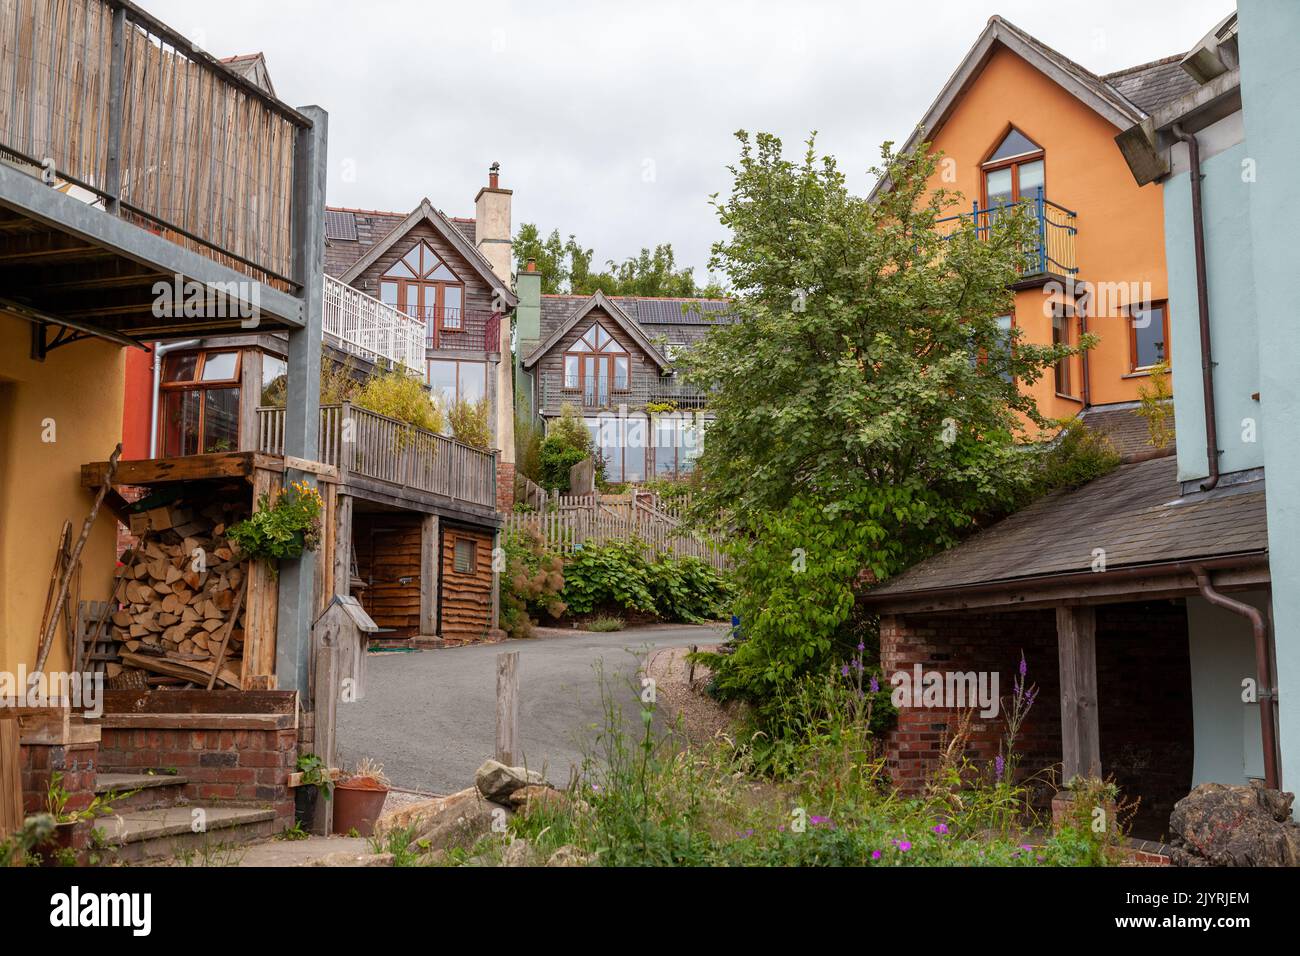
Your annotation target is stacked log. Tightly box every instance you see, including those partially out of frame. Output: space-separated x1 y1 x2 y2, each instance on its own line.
109 499 249 689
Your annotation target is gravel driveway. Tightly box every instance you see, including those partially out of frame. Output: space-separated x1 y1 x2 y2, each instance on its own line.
335 624 725 794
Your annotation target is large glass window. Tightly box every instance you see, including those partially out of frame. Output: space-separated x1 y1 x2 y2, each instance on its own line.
648 414 707 479
565 323 629 407
585 413 647 483
159 350 242 455
428 359 486 407
382 240 464 345
983 127 1045 207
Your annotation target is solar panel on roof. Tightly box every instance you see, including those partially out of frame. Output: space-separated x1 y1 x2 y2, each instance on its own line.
325 210 358 241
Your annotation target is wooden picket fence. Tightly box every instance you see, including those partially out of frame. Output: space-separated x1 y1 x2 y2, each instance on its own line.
503 491 729 570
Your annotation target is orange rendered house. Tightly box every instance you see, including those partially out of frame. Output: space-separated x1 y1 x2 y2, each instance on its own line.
875 16 1197 429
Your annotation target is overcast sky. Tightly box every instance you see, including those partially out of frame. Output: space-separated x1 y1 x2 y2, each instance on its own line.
148 0 1231 286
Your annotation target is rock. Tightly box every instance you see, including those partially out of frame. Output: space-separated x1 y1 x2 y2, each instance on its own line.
507 784 570 812
401 792 511 855
1168 782 1300 867
374 787 478 839
475 760 545 803
500 838 537 867
546 845 593 867
306 852 394 867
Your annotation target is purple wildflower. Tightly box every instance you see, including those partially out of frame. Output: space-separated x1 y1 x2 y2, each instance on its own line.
995 754 1005 781
898 841 912 852
857 642 865 653
932 823 948 836
872 850 882 860
841 664 850 677
869 675 880 693
1019 653 1027 677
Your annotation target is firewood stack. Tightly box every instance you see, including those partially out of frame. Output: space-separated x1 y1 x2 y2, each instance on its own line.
109 498 250 689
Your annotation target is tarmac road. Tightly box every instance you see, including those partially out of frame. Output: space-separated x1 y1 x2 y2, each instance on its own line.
335 623 724 794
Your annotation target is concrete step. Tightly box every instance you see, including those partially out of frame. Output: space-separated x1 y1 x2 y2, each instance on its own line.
94 806 278 864
94 772 190 813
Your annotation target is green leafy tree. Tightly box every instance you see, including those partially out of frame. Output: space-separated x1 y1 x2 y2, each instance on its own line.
685 132 1088 706
514 225 725 297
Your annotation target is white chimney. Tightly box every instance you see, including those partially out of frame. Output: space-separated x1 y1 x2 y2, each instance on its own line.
474 162 512 283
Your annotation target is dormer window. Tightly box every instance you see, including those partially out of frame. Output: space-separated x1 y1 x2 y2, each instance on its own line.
379 240 464 340
983 127 1045 207
563 323 629 406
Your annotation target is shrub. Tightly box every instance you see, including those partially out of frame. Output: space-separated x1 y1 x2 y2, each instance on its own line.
538 439 588 492
561 541 656 617
1031 421 1122 496
1136 362 1174 449
227 480 324 567
353 368 445 435
515 403 544 482
586 615 625 632
448 397 492 449
500 528 566 639
644 556 730 624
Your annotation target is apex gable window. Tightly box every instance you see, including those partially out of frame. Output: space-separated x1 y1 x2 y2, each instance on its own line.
563 322 629 407
159 349 242 456
983 127 1045 208
1128 300 1171 371
379 240 464 336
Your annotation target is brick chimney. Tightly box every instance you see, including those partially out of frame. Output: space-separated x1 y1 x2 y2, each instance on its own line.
474 162 512 284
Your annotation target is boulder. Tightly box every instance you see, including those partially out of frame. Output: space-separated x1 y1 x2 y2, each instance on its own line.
1168 782 1300 867
374 787 478 839
475 760 544 803
546 845 593 867
377 789 511 855
507 784 570 812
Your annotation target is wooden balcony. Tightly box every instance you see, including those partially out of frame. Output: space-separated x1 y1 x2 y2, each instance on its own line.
256 403 497 515
537 369 709 416
324 275 425 373
0 0 323 352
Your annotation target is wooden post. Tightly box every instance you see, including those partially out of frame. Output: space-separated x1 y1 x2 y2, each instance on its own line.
334 494 353 597
1056 605 1101 784
312 643 338 835
420 513 440 637
490 529 501 632
496 651 519 766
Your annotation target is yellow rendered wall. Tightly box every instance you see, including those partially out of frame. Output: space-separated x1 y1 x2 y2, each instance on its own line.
0 313 124 674
924 45 1171 424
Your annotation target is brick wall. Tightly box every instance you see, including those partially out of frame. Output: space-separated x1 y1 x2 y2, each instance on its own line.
880 600 1193 839
496 458 515 513
20 740 98 851
98 723 296 830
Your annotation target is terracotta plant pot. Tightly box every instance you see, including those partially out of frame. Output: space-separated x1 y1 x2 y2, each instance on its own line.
332 777 389 837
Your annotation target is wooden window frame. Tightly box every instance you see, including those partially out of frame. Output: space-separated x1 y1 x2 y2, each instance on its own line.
452 536 477 575
428 359 486 406
1126 299 1171 373
382 241 465 340
981 127 1046 208
158 349 243 455
1051 305 1077 399
562 324 629 406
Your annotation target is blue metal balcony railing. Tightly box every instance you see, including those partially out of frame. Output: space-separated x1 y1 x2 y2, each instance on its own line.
935 189 1078 278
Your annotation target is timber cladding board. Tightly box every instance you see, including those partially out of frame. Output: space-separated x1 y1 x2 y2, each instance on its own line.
440 526 493 640
354 513 424 637
534 305 658 409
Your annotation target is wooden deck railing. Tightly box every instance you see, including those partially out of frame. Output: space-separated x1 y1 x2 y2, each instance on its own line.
0 0 312 286
257 403 496 510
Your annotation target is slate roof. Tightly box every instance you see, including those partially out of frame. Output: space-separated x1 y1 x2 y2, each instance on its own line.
1104 56 1203 115
539 294 732 355
861 455 1268 602
1080 401 1174 462
322 206 478 279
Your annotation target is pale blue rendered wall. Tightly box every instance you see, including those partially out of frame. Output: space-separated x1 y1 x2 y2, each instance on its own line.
1186 592 1268 786
1163 140 1263 485
1239 0 1300 797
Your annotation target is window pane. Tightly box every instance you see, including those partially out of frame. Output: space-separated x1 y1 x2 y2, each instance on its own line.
1133 304 1168 367
428 360 457 406
460 363 486 404
162 352 198 383
995 315 1014 383
402 245 422 274
1052 316 1070 394
454 538 476 574
261 355 287 405
200 351 238 381
564 355 579 389
161 389 201 456
614 356 629 390
443 286 463 328
1019 159 1044 198
384 258 415 278
380 280 399 306
430 263 457 282
988 127 1042 162
985 167 1013 207
203 388 240 452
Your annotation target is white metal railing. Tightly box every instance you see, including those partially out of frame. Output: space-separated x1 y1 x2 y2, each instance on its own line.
323 274 426 373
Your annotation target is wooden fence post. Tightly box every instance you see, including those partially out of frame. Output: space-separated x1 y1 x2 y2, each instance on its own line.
312 644 339 835
496 651 519 766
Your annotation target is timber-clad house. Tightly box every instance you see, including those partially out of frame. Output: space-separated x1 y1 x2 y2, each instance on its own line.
517 290 729 483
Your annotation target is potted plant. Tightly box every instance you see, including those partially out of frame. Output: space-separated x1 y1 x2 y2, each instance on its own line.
226 480 324 574
294 752 332 826
332 758 390 837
